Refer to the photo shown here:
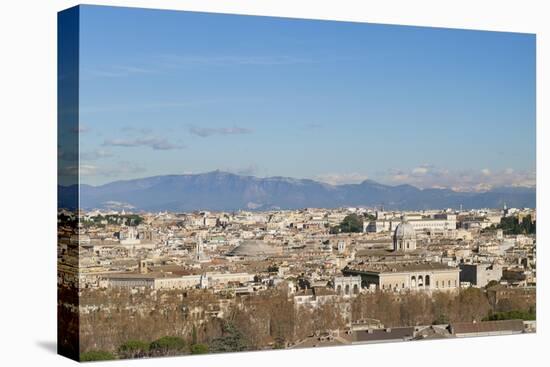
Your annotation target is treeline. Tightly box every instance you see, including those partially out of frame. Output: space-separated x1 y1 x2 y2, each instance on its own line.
79 287 345 359
500 215 536 235
227 289 346 349
81 335 209 361
351 287 535 327
484 215 536 235
483 309 536 321
79 289 223 354
81 214 144 227
78 286 535 360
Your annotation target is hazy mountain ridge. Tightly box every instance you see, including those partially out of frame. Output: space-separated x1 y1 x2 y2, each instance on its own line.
58 171 536 211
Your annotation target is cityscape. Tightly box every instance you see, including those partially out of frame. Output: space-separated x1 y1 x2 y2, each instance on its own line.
57 5 536 362
58 202 536 360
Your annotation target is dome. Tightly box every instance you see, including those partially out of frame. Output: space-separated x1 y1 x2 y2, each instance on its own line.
394 221 416 240
227 240 281 257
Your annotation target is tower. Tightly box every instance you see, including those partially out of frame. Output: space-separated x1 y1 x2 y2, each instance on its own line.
196 234 203 261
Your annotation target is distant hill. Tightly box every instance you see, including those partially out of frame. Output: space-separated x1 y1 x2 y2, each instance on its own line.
58 171 536 211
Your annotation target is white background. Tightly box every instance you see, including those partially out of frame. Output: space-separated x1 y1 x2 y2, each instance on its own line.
0 0 547 366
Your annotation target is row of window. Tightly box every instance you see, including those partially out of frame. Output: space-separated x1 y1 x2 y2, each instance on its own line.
381 278 457 290
336 284 360 294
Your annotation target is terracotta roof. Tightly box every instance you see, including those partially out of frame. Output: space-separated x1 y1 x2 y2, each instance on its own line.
354 327 415 343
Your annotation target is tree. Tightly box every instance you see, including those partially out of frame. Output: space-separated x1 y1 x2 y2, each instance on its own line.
338 214 363 233
483 310 535 321
499 215 536 235
191 325 198 345
190 343 209 354
209 323 249 353
364 213 376 221
80 350 116 361
118 340 150 359
329 226 341 234
454 287 490 322
431 291 453 324
149 336 186 357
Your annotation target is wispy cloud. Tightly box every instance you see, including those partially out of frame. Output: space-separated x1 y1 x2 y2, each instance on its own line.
382 164 535 192
159 55 313 68
121 126 153 134
82 55 312 81
102 137 185 150
315 173 370 185
78 162 146 178
80 149 113 161
81 65 157 79
189 126 254 138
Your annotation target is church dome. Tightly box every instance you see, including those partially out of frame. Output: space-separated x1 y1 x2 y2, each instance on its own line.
394 221 416 240
227 240 281 257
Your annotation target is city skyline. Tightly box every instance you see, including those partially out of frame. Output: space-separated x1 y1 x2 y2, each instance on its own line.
75 5 536 190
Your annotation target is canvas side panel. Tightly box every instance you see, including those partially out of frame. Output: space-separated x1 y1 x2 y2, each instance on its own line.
57 5 80 362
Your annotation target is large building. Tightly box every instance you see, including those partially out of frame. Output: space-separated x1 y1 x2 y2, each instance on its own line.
343 262 460 292
101 272 254 290
364 213 457 234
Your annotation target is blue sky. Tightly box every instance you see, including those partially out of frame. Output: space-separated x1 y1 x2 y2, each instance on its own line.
77 5 535 191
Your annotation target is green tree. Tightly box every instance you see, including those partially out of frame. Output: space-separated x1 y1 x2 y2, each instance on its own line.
190 343 209 354
149 336 186 356
80 350 116 361
191 325 198 345
339 214 363 233
483 309 536 321
499 215 536 235
329 226 341 234
364 213 376 221
118 340 150 359
209 323 249 353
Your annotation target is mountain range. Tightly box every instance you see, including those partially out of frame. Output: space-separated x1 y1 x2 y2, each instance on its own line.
58 171 536 212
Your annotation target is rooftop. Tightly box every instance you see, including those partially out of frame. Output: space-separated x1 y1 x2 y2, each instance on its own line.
345 262 457 274
353 327 415 343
